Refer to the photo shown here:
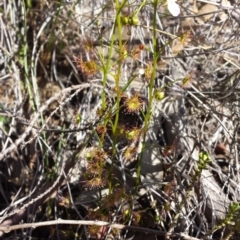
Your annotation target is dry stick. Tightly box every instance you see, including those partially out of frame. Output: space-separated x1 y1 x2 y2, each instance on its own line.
0 82 104 237
0 143 85 237
0 218 200 240
0 109 98 134
21 87 84 148
0 82 103 161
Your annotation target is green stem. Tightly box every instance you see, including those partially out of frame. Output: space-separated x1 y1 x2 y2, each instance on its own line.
136 0 159 187
105 0 128 193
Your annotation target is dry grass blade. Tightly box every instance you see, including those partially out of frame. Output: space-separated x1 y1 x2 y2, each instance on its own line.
0 0 240 239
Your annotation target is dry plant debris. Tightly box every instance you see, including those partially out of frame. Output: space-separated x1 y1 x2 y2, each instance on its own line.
0 0 240 239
